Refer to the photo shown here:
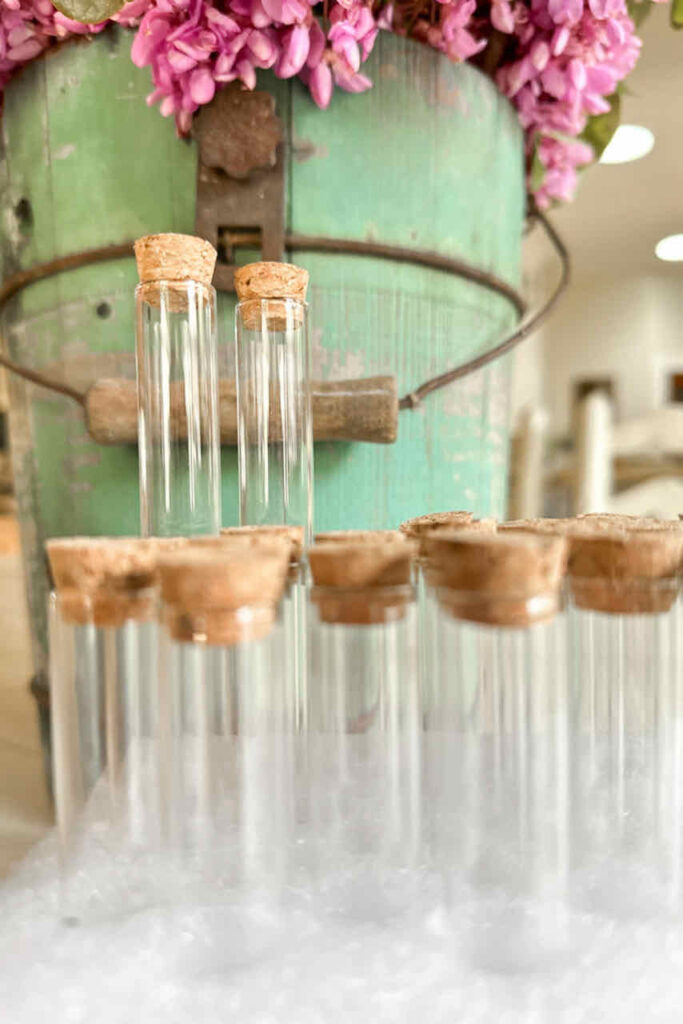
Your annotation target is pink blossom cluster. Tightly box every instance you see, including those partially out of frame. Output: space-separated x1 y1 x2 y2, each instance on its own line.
493 0 649 206
0 0 146 91
128 0 381 133
0 0 660 205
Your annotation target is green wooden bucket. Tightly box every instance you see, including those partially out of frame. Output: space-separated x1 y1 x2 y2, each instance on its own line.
0 27 524 676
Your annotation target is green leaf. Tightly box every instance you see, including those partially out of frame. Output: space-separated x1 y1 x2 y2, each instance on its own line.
672 0 683 29
51 0 126 23
581 92 621 162
626 0 654 29
529 141 546 193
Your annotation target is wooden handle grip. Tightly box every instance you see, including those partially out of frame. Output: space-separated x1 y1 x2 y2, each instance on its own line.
85 376 398 446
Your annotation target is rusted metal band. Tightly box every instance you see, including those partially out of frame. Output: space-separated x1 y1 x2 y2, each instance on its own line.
224 231 526 319
0 215 567 412
398 209 569 409
0 242 134 405
0 234 525 316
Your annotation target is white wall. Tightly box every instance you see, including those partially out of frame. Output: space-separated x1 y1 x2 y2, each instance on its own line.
527 270 683 438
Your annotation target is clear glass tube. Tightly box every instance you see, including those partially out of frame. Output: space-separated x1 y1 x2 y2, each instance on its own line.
306 585 420 913
49 587 160 922
136 279 221 536
568 577 683 918
235 298 313 543
425 588 570 971
158 599 297 897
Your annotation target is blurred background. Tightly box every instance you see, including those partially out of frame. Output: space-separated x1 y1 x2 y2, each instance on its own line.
509 4 683 522
0 2 680 878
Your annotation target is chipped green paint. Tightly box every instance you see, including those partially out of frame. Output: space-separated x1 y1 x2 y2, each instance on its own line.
0 27 524 671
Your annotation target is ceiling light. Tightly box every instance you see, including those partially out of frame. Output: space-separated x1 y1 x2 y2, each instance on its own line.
600 124 654 165
655 234 683 262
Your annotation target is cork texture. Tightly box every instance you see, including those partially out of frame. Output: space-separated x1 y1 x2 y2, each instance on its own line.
47 536 160 627
308 540 416 625
568 527 683 614
499 518 574 536
220 525 304 564
412 518 497 562
314 529 407 546
237 297 306 332
426 532 568 628
399 510 473 538
573 514 683 534
234 262 309 302
134 233 217 286
159 546 289 644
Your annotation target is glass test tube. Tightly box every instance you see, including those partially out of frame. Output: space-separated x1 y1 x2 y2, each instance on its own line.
234 262 313 544
221 525 308 731
47 538 161 923
399 513 494 730
568 528 683 918
157 545 295 897
423 531 570 972
135 233 221 537
306 541 420 913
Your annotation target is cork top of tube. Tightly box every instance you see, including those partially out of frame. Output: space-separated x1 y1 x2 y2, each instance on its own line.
572 513 682 533
499 518 574 536
47 536 158 592
403 514 497 561
568 526 683 614
399 510 473 538
220 525 304 564
427 532 568 628
314 529 407 546
234 262 309 302
158 545 289 645
308 539 416 625
46 537 159 627
134 234 217 287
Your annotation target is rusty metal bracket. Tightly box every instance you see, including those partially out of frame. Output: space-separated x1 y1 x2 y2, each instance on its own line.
193 84 285 291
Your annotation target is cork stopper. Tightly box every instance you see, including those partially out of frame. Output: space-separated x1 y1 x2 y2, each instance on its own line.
46 537 159 627
309 540 416 625
427 532 568 628
499 518 573 537
134 234 217 287
234 262 309 303
399 510 473 538
568 527 683 614
573 513 682 533
314 529 407 546
220 525 304 565
159 546 289 645
406 516 498 563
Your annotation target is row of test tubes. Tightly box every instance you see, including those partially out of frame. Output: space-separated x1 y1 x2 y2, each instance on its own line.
46 513 683 967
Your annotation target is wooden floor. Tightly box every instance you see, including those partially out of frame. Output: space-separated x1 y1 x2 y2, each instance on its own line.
0 521 53 878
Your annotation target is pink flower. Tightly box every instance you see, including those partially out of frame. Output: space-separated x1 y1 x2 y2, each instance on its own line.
275 22 310 76
306 58 332 106
0 0 648 205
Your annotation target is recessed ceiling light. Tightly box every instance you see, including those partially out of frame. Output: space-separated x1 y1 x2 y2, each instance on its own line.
600 124 654 165
655 234 683 262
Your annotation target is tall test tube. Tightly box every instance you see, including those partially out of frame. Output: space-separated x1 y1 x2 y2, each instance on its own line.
234 262 313 543
567 523 683 918
47 537 161 922
423 530 569 971
135 233 221 537
306 539 420 911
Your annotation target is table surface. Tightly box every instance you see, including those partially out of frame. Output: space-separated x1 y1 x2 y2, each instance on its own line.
0 533 52 878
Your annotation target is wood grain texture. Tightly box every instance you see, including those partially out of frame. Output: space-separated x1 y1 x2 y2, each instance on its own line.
85 375 398 444
0 27 523 674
